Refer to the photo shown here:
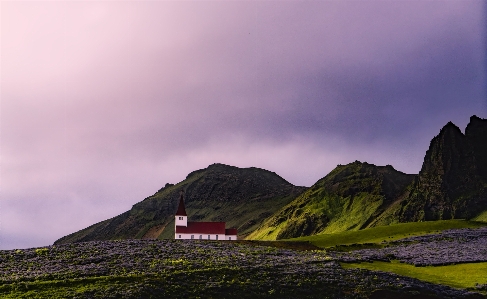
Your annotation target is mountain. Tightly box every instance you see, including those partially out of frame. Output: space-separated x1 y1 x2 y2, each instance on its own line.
249 115 487 240
56 116 487 244
54 164 306 244
248 161 415 240
395 116 487 221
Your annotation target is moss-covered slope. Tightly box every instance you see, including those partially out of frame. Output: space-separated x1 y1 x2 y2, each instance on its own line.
248 161 414 240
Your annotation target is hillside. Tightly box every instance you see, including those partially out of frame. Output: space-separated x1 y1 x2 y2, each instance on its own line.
54 163 306 244
248 161 415 240
249 115 487 240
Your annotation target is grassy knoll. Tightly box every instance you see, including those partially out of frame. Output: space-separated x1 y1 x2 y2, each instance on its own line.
341 260 487 290
287 220 487 249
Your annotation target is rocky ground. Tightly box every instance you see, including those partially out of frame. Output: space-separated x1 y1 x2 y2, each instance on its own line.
331 227 487 266
0 234 486 298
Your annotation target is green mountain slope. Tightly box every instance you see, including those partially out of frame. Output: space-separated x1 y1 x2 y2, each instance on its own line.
248 161 415 240
54 164 306 244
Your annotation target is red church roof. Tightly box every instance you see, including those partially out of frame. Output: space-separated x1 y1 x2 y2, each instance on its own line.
175 222 226 234
225 228 238 236
175 194 187 216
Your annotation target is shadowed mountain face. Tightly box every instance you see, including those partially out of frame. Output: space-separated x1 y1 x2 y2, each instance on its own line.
466 116 487 182
54 164 306 245
398 116 487 221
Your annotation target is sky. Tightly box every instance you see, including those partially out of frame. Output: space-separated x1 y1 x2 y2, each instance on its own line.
1 1 486 250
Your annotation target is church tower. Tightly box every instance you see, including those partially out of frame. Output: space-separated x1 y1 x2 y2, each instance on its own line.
174 189 237 240
175 191 187 228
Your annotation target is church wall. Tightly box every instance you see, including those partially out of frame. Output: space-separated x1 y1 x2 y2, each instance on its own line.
175 216 187 227
175 233 227 240
226 234 237 241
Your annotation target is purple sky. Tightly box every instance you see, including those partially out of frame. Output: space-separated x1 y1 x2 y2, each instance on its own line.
1 1 486 250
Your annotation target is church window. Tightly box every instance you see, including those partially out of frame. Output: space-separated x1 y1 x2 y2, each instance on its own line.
191 235 194 239
199 235 202 239
208 235 210 240
216 235 218 240
179 235 181 238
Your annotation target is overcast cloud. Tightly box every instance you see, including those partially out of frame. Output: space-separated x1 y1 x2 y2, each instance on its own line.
1 1 486 249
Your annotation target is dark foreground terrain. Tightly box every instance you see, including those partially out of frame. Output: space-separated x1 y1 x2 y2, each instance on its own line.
0 235 485 299
332 227 487 266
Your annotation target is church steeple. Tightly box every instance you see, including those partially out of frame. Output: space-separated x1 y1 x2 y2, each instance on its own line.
175 190 187 216
175 191 188 228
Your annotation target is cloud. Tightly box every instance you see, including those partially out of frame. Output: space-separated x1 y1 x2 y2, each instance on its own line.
1 1 486 249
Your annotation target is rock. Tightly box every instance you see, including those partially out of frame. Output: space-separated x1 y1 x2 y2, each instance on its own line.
399 116 487 221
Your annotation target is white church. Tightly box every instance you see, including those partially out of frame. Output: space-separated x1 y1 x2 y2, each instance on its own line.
175 192 238 240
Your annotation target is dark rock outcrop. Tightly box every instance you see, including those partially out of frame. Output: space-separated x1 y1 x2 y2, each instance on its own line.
465 115 487 181
398 116 487 221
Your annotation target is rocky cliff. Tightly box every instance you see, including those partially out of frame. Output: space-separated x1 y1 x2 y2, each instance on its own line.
397 116 487 221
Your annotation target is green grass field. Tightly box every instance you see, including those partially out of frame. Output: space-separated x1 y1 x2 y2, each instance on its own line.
286 220 487 249
341 260 487 290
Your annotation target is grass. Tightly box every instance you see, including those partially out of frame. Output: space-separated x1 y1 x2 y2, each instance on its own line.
473 210 487 222
246 221 287 240
0 258 385 299
4 222 487 298
341 260 487 290
247 171 389 241
235 240 321 251
307 192 385 234
246 192 386 241
287 220 487 249
0 275 143 299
